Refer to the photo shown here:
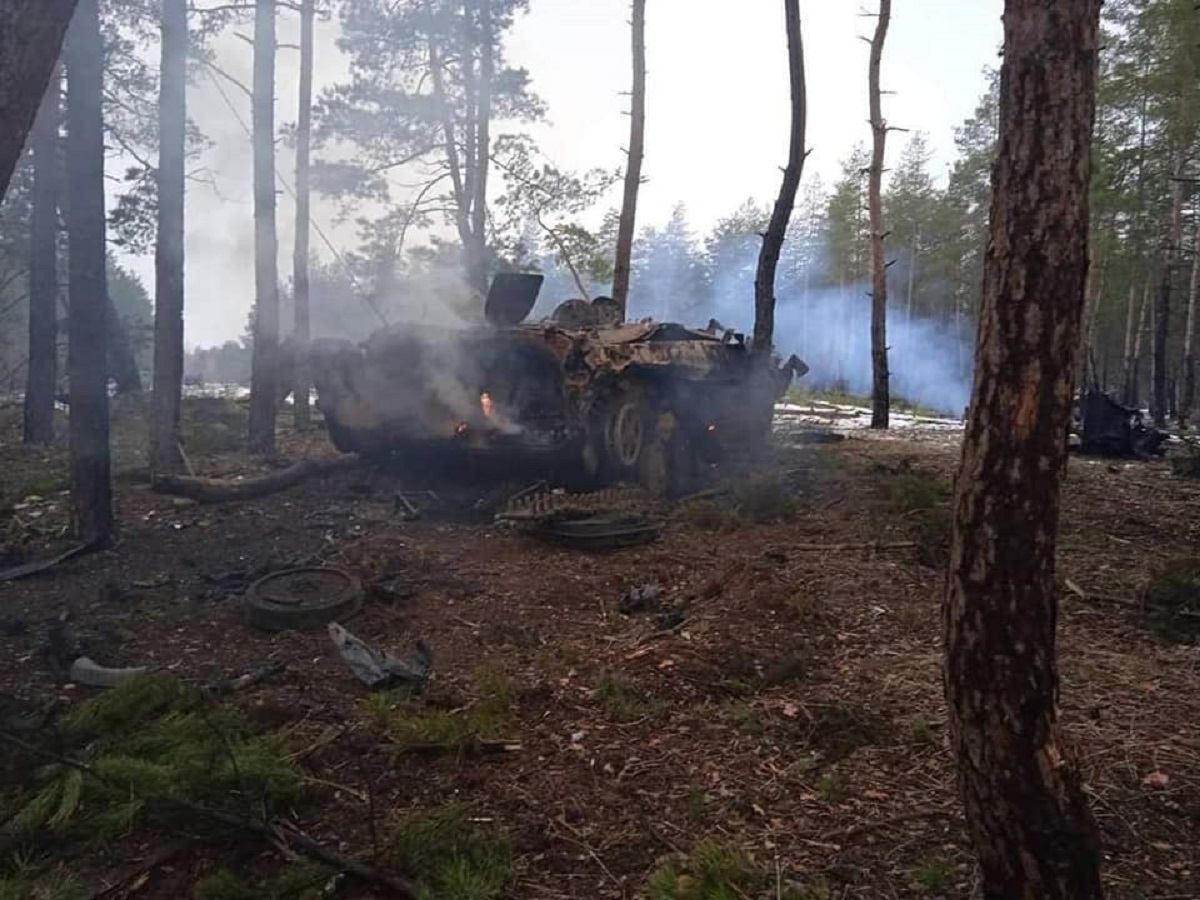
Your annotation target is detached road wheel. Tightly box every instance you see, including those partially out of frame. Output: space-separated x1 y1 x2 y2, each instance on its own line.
246 567 362 631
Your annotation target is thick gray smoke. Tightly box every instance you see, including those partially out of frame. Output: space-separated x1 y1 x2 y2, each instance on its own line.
619 234 976 415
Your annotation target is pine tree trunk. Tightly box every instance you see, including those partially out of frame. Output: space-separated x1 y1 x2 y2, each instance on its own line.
0 0 78 199
105 299 142 393
248 0 279 454
23 69 60 445
427 37 472 287
150 0 187 473
1120 281 1138 406
1131 282 1150 407
945 1 1104 897
1151 154 1185 427
867 0 891 429
469 0 492 296
292 0 314 430
1081 249 1104 391
64 0 113 545
1183 218 1200 427
753 0 806 354
905 230 918 325
612 0 646 321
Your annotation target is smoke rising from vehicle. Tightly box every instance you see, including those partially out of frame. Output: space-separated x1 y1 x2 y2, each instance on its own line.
620 237 975 415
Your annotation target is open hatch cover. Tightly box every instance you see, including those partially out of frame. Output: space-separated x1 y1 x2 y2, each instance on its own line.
484 273 544 326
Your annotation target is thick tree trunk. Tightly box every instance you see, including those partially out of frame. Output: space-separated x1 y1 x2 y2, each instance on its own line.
753 0 806 355
64 0 113 545
866 0 891 429
612 0 646 321
1183 217 1200 426
1151 154 1185 427
248 0 279 454
0 0 78 200
292 0 314 430
944 2 1104 898
468 0 492 295
151 0 187 472
23 70 60 445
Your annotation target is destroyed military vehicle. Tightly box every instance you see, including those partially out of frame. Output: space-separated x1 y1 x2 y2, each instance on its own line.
309 274 805 493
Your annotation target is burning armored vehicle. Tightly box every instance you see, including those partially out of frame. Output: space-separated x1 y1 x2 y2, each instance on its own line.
309 274 805 493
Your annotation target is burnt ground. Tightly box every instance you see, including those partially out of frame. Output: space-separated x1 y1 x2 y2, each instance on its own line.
1 399 1199 899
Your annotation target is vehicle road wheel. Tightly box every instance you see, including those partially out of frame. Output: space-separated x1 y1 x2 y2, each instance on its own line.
602 386 651 480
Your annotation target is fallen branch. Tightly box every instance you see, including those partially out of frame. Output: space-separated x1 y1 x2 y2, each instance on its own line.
396 738 522 757
203 660 287 696
818 808 955 844
0 729 418 898
87 840 191 900
0 540 101 583
151 454 362 503
1062 579 1200 619
784 541 915 552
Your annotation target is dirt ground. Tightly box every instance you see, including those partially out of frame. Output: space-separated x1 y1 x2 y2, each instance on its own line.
1 400 1198 899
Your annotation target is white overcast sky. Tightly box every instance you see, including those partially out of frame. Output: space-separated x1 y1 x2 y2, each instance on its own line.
113 0 1002 348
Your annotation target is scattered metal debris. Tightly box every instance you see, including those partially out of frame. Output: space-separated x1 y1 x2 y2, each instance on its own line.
495 484 651 523
618 583 660 614
1077 389 1167 459
68 657 148 689
327 622 432 690
245 567 363 631
532 515 662 551
203 660 288 696
394 490 441 520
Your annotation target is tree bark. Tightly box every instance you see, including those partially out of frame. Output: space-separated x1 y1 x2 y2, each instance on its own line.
23 69 61 445
1120 281 1139 406
753 0 806 355
905 227 918 325
469 0 492 295
150 0 187 473
1183 212 1200 427
1081 248 1104 391
292 0 314 430
1151 153 1185 427
248 0 279 454
0 0 78 200
64 0 113 545
105 300 143 394
944 1 1104 897
612 0 646 321
866 0 891 429
1130 281 1150 407
427 36 473 283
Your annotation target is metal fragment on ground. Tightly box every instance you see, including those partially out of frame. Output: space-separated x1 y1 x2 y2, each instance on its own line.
69 657 148 688
327 622 432 690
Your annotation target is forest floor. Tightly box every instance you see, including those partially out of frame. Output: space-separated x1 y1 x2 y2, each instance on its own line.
1 396 1198 899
